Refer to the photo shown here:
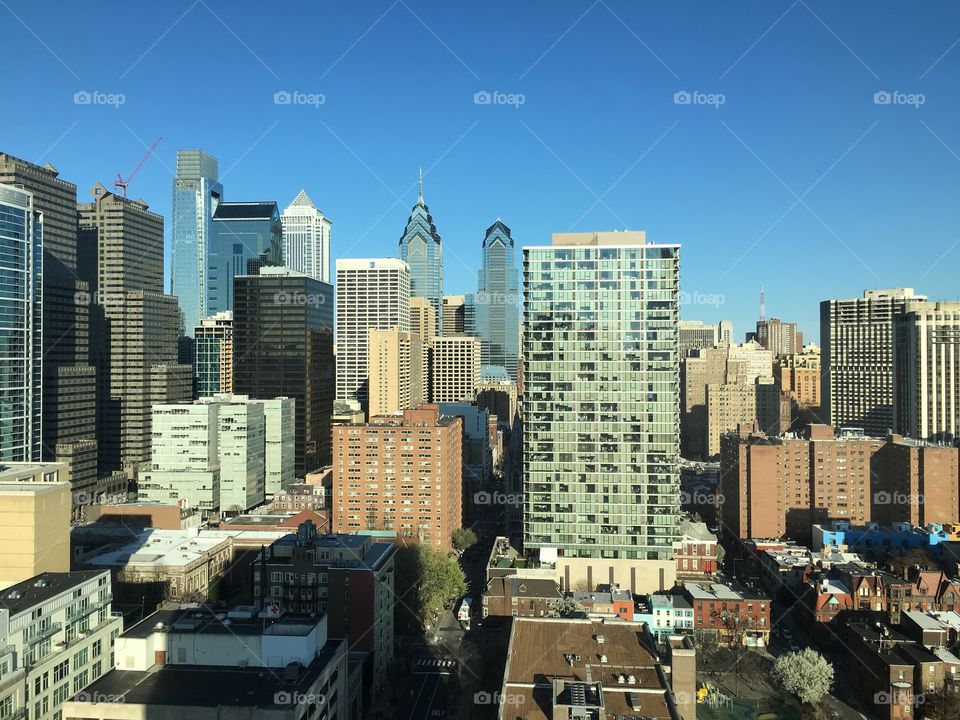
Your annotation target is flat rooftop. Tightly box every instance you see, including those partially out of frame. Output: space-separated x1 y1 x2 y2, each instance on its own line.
0 571 105 616
122 605 321 639
84 529 231 569
70 641 341 709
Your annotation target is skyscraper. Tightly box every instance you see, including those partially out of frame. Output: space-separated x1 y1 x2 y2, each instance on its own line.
78 184 191 475
281 190 331 283
677 320 720 357
0 153 97 489
208 201 282 315
194 311 233 397
821 288 926 436
894 300 960 443
0 184 43 461
473 220 520 380
524 231 680 592
398 174 442 337
233 267 334 475
171 150 222 336
334 259 411 409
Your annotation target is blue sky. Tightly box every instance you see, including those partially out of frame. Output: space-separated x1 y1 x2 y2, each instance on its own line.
3 0 959 338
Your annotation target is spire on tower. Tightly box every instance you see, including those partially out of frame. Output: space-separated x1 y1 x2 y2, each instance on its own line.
418 167 423 204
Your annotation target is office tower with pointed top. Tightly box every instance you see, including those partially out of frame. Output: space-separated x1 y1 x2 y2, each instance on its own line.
524 231 680 593
171 150 222 336
398 172 443 337
474 219 520 380
281 190 331 283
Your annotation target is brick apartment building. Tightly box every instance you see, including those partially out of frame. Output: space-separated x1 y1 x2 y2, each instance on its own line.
253 520 396 693
681 581 771 646
332 404 463 550
719 424 960 542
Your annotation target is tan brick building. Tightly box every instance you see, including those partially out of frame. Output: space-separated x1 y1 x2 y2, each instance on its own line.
368 327 426 417
720 424 884 540
774 345 821 408
332 404 463 550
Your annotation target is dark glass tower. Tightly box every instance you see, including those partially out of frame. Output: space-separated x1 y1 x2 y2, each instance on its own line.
233 268 334 475
208 201 282 315
398 173 443 337
474 219 520 380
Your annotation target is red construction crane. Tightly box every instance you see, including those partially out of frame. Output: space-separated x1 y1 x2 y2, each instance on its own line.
114 137 162 197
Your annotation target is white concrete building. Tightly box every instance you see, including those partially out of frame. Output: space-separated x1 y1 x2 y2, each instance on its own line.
140 395 295 512
62 605 351 720
335 258 411 409
140 403 220 511
894 300 960 443
281 189 331 284
0 570 123 720
430 336 481 403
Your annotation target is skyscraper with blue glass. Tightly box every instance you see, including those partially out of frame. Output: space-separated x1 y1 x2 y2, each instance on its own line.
171 150 222 336
208 201 282 315
0 184 43 461
398 173 443 337
473 220 520 381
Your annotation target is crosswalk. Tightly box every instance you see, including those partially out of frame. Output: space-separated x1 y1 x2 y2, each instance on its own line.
415 658 456 668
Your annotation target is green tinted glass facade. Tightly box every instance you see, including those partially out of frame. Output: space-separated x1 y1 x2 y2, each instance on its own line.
523 239 680 560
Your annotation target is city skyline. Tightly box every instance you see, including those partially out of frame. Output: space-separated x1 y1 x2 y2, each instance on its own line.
3 1 960 336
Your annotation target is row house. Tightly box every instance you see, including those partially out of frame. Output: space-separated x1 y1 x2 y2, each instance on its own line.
681 581 771 647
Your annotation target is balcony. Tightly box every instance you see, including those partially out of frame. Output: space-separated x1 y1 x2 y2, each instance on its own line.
24 622 62 646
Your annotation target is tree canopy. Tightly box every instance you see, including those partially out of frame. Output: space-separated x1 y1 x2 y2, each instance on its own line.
771 648 834 705
393 545 467 631
451 527 478 553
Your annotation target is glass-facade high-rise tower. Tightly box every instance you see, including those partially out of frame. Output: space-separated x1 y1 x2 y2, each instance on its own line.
281 190 331 283
473 220 520 381
171 150 222 337
398 175 442 337
523 231 680 568
0 184 43 461
208 201 282 315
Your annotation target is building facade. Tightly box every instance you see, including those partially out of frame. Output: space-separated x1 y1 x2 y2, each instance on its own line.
441 295 465 336
170 149 222 335
253 521 396 693
429 335 481 403
678 320 720 357
234 267 334 475
194 310 233 397
0 155 97 487
335 258 411 410
0 570 123 720
410 295 436 344
332 404 463 549
0 463 70 588
208 201 282 315
399 179 443 337
774 345 821 408
367 327 426 417
894 301 960 443
523 231 680 579
821 288 926 436
473 220 520 380
78 184 191 476
281 189 331 283
0 184 43 461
